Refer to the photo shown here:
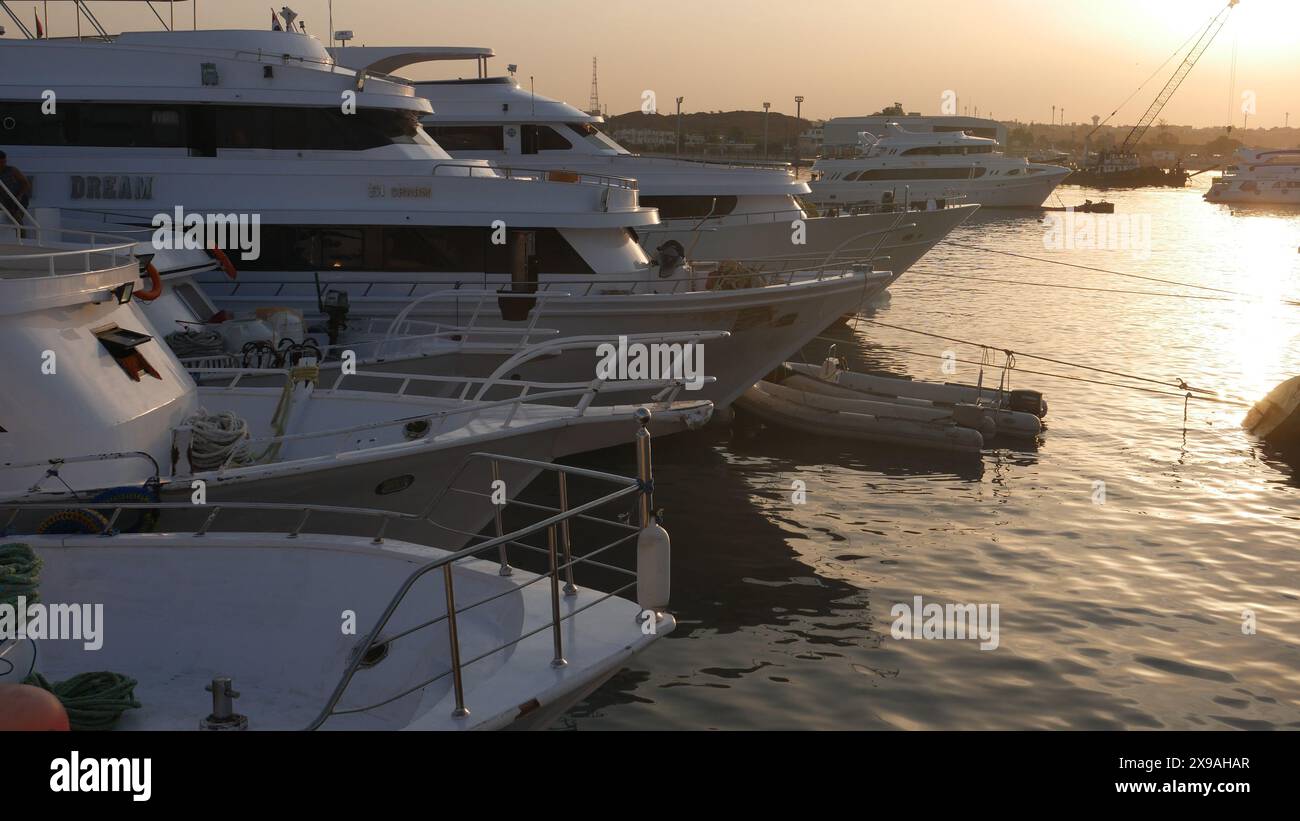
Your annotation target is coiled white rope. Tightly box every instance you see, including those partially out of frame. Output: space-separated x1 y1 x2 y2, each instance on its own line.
182 364 321 472
185 409 257 471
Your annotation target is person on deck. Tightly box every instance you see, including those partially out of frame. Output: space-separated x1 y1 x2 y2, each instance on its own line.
0 151 34 229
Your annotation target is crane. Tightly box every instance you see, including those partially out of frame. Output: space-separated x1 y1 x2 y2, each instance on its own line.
1117 0 1239 154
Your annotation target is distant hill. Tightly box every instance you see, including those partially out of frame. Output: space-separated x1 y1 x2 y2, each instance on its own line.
603 110 812 148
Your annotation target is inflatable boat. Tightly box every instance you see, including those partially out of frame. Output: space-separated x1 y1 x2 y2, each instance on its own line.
784 360 1045 439
736 379 986 455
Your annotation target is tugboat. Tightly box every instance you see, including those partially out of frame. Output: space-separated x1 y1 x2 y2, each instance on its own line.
1067 152 1188 188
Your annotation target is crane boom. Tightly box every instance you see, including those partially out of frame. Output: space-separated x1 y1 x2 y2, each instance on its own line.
1120 0 1238 153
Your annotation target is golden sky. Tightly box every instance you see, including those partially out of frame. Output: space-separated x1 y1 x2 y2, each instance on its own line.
17 0 1300 127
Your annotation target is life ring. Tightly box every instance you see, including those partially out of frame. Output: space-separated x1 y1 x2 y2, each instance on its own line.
135 262 163 301
209 247 238 279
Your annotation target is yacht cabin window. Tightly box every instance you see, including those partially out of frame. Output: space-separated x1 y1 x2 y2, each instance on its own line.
425 125 504 151
0 102 424 153
241 225 594 275
566 123 627 152
519 125 572 154
639 195 739 220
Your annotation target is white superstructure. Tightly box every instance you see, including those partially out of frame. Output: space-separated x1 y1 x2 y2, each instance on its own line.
0 28 888 410
1205 148 1300 205
324 47 977 277
809 123 1069 208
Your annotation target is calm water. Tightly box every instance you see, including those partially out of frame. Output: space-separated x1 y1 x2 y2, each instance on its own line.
558 179 1300 730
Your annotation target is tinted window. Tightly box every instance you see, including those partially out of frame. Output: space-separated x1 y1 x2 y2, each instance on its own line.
426 125 504 151
855 168 983 181
240 226 592 274
520 125 572 154
0 101 423 152
640 195 738 219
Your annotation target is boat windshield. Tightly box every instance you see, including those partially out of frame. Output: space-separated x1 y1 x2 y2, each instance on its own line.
568 122 630 154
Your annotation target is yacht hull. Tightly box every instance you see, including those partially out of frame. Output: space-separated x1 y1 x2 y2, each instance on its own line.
203 272 884 409
808 173 1066 208
638 204 977 274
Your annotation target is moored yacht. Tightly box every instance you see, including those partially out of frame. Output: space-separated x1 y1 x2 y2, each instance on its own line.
0 218 711 546
325 46 978 277
0 26 885 410
809 123 1070 208
1205 148 1300 205
1 433 678 730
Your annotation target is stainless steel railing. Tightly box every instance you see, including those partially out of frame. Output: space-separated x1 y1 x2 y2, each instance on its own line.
0 413 664 729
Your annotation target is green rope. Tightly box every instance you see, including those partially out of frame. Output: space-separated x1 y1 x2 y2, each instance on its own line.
2 542 142 730
0 543 42 607
24 671 142 731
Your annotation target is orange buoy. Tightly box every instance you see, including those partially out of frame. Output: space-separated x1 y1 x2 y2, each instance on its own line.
0 683 70 730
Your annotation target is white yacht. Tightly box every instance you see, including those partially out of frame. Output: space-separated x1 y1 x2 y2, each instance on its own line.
0 218 710 548
0 26 881 410
1205 148 1300 205
809 123 1070 208
325 46 977 277
1 432 679 730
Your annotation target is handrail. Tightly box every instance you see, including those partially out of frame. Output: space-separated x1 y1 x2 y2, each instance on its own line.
380 287 571 350
2 451 162 498
302 418 659 728
220 262 867 302
469 329 728 401
4 417 664 729
429 162 639 191
181 367 711 475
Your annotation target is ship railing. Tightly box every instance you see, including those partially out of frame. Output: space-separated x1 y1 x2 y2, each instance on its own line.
0 187 144 274
0 220 139 280
302 440 660 729
2 451 163 498
177 288 569 371
634 154 796 173
430 162 639 192
0 429 665 730
180 330 724 475
218 262 871 303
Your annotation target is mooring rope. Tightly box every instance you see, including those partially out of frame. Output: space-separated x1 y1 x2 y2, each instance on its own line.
1 542 141 730
855 318 1234 396
814 330 1252 408
939 243 1300 307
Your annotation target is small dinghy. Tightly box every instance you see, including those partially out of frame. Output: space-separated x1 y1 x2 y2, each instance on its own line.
736 378 986 454
784 357 1045 440
1244 375 1300 452
1042 200 1115 213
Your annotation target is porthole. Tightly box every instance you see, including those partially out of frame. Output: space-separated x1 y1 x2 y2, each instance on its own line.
403 419 431 439
358 640 390 669
375 474 415 495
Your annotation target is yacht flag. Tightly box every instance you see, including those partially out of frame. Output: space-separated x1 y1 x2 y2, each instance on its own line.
34 6 44 38
271 9 283 31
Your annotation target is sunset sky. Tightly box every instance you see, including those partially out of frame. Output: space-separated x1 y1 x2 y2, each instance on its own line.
14 0 1300 127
